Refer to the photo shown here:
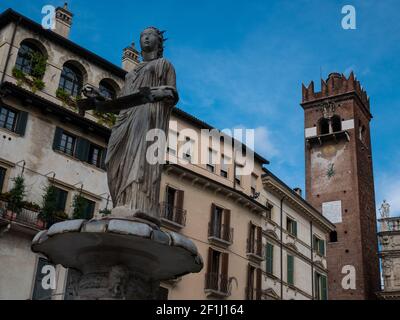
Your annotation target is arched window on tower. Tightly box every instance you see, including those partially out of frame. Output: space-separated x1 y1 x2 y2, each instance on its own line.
331 115 342 133
15 40 47 78
358 120 366 142
99 79 117 100
319 118 330 135
58 62 84 97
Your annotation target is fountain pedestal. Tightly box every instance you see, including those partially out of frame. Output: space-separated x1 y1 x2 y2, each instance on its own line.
32 217 203 300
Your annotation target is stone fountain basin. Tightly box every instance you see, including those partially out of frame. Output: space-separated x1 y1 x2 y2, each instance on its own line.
32 218 203 281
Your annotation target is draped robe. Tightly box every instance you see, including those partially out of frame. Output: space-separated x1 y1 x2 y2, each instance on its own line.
105 58 176 221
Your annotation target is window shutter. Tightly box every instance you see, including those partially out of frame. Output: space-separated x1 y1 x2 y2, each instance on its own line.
287 255 294 285
320 240 325 256
53 127 63 150
210 203 216 236
15 111 28 136
256 268 262 300
207 248 213 274
247 221 253 253
101 148 108 170
223 209 231 241
293 220 298 237
176 190 184 209
266 243 273 274
256 226 262 256
75 138 90 161
321 275 327 300
221 252 229 293
247 264 252 299
0 167 6 193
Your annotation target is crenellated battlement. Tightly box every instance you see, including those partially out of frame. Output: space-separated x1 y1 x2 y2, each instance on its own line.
302 71 370 109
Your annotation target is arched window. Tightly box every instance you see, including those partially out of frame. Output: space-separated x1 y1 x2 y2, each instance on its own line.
331 115 342 133
59 62 83 97
15 41 46 77
99 79 117 100
319 118 330 135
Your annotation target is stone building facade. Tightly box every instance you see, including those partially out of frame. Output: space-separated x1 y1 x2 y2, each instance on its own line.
0 7 334 300
377 203 400 300
301 73 380 299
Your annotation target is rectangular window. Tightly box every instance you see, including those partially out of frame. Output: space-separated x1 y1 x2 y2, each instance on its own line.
0 105 28 135
287 255 294 286
313 235 326 256
209 204 232 243
207 149 215 173
0 167 6 193
57 131 76 156
315 272 328 300
247 264 262 300
0 106 17 131
54 187 68 213
247 222 262 256
82 198 96 220
251 174 257 195
266 243 274 275
287 217 298 237
162 186 185 226
31 258 54 300
88 144 103 168
167 130 178 156
220 155 229 178
182 137 193 162
206 248 229 294
234 164 242 186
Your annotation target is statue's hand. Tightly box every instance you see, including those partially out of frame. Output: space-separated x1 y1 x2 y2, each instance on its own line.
82 85 106 101
149 86 178 105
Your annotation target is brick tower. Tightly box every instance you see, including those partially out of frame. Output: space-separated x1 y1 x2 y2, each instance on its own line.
300 72 380 300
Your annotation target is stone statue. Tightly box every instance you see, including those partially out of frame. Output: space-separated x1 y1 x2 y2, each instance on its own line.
379 200 390 219
79 27 179 226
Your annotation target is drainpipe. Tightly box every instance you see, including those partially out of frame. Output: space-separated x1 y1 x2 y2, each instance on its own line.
310 221 314 300
280 195 286 300
1 18 21 86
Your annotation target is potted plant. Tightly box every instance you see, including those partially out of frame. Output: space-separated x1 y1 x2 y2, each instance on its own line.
6 176 26 220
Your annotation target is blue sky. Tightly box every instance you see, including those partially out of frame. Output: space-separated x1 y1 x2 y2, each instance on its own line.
1 0 400 217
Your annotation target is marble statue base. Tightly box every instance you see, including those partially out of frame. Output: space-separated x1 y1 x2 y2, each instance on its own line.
31 217 203 300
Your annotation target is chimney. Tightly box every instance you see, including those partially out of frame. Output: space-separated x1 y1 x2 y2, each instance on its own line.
293 187 302 197
54 3 73 38
122 42 140 72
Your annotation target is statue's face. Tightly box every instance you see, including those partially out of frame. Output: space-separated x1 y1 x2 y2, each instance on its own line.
140 29 160 53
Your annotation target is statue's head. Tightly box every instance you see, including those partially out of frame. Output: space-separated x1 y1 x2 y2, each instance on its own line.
140 27 165 59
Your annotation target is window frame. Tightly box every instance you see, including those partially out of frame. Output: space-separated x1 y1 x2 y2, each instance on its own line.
58 63 83 97
286 216 298 238
0 105 18 132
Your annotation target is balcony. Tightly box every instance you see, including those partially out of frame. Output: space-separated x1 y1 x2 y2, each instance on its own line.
160 202 187 229
204 273 230 298
246 239 264 262
208 223 233 247
245 287 262 300
0 200 65 234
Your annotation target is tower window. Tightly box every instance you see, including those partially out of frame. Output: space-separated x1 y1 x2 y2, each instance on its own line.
329 231 338 243
331 116 342 132
319 118 330 135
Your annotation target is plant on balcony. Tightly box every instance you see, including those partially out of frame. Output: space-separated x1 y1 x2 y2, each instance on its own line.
56 88 82 109
12 52 47 93
6 176 26 215
93 110 117 127
72 193 86 219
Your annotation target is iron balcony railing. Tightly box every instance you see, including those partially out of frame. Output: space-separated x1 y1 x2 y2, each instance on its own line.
208 222 233 244
160 202 187 227
245 286 262 300
246 238 264 258
0 200 65 230
205 273 229 295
